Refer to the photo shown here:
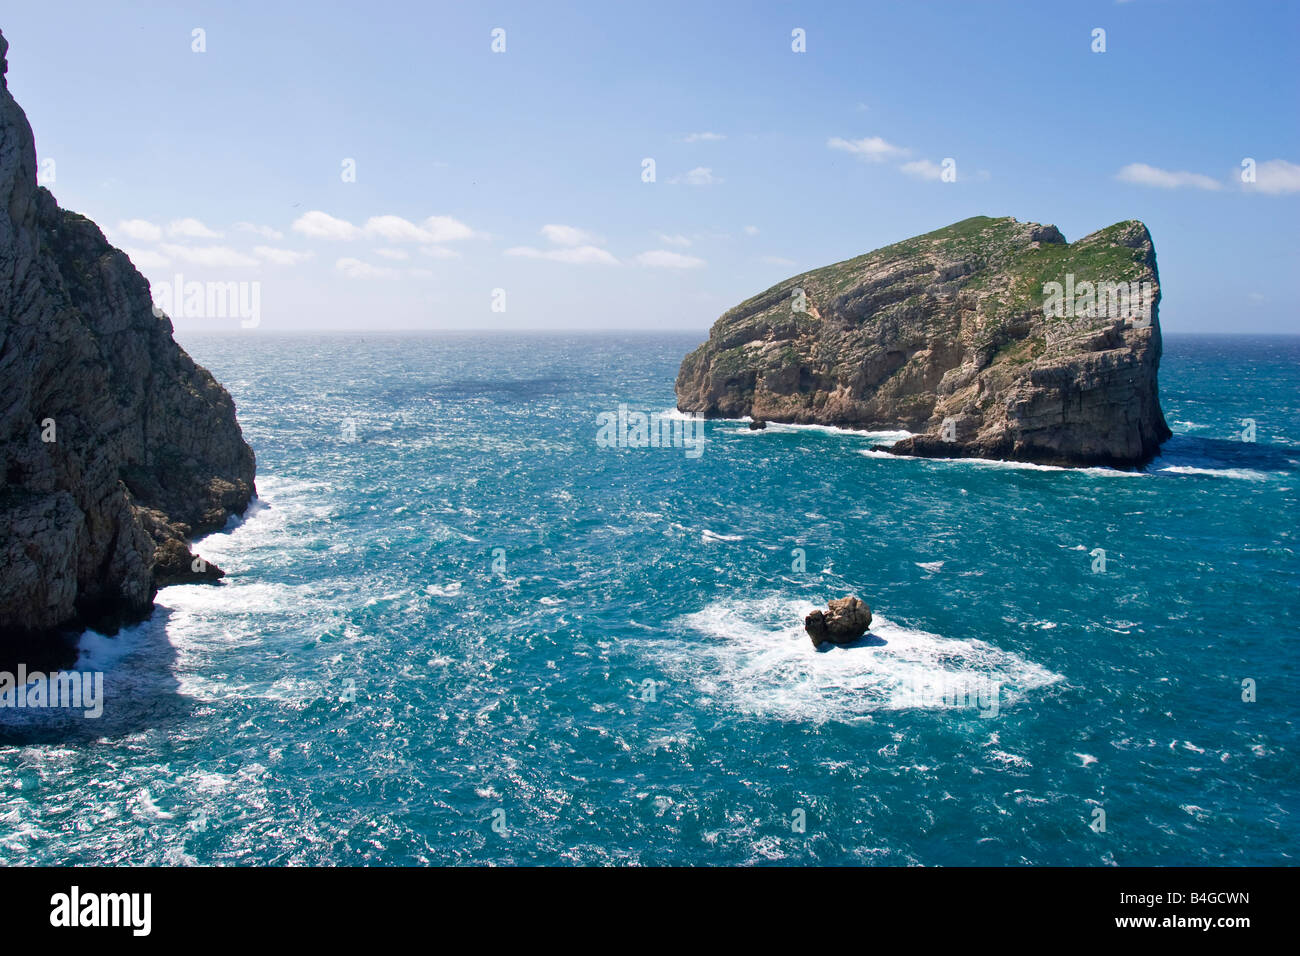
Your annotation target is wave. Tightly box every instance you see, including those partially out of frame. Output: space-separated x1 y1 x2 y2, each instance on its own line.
656 594 1063 724
1155 465 1271 481
857 448 1146 477
728 418 914 443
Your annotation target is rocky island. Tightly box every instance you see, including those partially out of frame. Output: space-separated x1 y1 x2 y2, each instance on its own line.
676 216 1171 468
0 29 255 664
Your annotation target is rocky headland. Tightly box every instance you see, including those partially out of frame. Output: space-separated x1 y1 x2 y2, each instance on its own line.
676 215 1171 468
0 29 256 665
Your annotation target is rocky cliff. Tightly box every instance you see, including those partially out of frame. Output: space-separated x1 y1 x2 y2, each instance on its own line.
676 215 1171 468
0 29 255 662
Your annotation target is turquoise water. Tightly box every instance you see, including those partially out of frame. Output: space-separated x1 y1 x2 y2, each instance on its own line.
1 333 1296 865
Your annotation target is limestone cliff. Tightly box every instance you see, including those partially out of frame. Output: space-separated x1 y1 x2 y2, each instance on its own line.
676 215 1171 468
0 29 255 659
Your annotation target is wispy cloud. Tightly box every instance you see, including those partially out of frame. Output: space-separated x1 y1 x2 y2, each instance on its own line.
658 233 692 247
827 136 909 162
683 132 725 143
292 211 481 242
900 159 945 181
234 222 285 240
419 246 462 259
360 215 431 243
505 245 619 265
364 214 479 243
1244 158 1300 195
167 217 223 239
116 219 163 242
505 224 618 264
540 224 599 246
669 166 722 185
1116 163 1222 191
254 246 313 266
156 244 258 268
293 211 362 240
634 249 705 269
335 257 400 279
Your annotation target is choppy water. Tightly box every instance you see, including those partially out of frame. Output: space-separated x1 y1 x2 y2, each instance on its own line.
1 333 1296 865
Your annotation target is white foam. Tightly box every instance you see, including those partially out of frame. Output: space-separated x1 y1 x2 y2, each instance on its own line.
659 594 1063 723
858 448 1146 477
656 407 701 422
753 420 915 442
702 530 743 543
1156 465 1270 481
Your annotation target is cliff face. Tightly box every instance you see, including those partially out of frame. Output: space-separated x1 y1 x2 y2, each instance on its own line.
0 29 255 657
676 216 1171 468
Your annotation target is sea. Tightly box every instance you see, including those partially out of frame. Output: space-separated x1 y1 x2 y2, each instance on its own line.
0 333 1295 865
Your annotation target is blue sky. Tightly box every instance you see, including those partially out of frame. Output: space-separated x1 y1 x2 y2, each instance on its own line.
5 0 1298 334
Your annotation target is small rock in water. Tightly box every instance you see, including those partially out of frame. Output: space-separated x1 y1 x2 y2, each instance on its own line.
748 419 767 430
805 595 872 648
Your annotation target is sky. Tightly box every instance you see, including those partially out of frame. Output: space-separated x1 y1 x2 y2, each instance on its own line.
4 0 1298 335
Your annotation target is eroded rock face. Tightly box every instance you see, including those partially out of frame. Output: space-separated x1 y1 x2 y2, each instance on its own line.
676 216 1171 468
0 29 255 656
805 596 872 648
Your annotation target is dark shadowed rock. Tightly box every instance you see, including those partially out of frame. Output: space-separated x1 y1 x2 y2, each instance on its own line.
0 28 255 657
676 216 1171 468
805 596 872 648
748 419 767 430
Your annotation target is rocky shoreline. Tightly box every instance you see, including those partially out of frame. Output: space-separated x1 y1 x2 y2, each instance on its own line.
0 29 256 666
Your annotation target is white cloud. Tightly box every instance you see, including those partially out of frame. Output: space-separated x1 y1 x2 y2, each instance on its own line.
540 224 598 246
158 243 259 268
419 246 462 259
362 215 433 243
335 257 400 279
293 210 362 240
684 132 725 143
506 224 616 263
1116 163 1222 191
420 215 479 242
1245 159 1300 195
744 225 759 236
658 233 692 247
900 159 944 181
167 217 223 239
634 249 706 269
670 167 722 185
761 255 796 267
235 222 285 240
828 136 909 162
505 245 619 265
254 246 313 265
123 247 170 268
117 219 163 242
292 211 480 244
374 248 410 260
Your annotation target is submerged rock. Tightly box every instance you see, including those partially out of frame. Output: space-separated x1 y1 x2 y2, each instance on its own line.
676 216 1171 468
805 596 872 648
0 28 255 658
